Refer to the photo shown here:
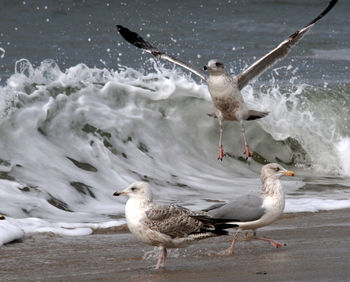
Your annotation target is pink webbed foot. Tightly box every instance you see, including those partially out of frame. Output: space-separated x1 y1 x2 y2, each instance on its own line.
218 145 225 161
269 240 287 248
254 237 287 248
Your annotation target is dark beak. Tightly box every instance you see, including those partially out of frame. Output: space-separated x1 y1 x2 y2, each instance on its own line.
113 192 121 196
203 65 207 71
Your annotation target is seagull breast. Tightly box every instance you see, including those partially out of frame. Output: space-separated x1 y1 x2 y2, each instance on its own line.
207 75 246 121
124 198 151 242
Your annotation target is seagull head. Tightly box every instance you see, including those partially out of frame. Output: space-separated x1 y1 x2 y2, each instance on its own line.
113 181 153 201
261 163 295 182
204 59 225 74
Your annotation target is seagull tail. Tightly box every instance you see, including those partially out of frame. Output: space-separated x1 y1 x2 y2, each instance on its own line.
191 215 239 230
211 229 229 236
246 110 269 121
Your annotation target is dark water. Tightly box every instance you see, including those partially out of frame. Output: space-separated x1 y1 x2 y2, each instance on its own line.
1 0 349 83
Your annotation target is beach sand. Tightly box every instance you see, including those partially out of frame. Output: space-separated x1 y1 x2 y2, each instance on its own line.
1 209 350 281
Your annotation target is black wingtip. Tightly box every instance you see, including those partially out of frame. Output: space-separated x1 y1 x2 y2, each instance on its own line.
116 25 133 41
116 25 123 32
307 0 338 27
288 0 337 42
116 24 154 51
214 229 229 236
191 215 240 223
324 0 338 15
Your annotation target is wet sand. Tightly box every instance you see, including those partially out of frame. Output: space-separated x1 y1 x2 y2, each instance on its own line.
1 209 350 281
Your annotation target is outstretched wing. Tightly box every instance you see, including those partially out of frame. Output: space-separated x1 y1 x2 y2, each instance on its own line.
117 25 207 81
144 204 214 238
236 0 337 90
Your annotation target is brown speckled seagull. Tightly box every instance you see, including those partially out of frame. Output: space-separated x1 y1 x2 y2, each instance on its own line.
113 181 237 269
116 0 337 160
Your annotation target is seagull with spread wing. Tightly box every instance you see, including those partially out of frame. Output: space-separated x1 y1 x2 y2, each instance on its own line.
117 0 337 160
113 181 237 269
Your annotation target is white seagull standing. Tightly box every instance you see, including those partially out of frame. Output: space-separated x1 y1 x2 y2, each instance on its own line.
195 163 295 255
116 0 337 160
113 181 237 269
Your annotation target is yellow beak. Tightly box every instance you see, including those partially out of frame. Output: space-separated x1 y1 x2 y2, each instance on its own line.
283 170 295 176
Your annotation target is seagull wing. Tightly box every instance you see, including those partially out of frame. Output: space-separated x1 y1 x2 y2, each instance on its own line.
236 0 337 90
202 202 226 212
144 204 214 238
117 25 207 81
207 194 266 222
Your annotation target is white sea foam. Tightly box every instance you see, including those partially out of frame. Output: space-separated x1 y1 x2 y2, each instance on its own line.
0 219 24 246
8 217 124 236
0 216 125 245
0 47 5 59
285 198 350 213
246 77 350 175
335 137 350 175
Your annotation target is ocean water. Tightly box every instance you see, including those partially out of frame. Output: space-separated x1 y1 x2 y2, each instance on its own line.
0 0 350 244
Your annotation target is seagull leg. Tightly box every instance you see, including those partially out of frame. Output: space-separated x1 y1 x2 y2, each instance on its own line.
218 117 225 161
240 121 253 159
155 247 167 269
242 230 258 241
243 231 251 241
162 248 168 268
228 231 240 255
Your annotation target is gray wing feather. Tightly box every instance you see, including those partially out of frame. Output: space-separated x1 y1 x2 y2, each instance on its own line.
202 202 226 212
236 0 337 90
208 194 265 222
117 25 207 81
145 204 213 238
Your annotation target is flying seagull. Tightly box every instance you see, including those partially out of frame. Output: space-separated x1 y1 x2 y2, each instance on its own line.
113 181 237 269
116 0 337 160
195 163 295 255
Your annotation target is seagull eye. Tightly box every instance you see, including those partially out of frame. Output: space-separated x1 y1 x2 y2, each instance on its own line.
274 167 280 172
131 187 137 191
215 62 222 67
